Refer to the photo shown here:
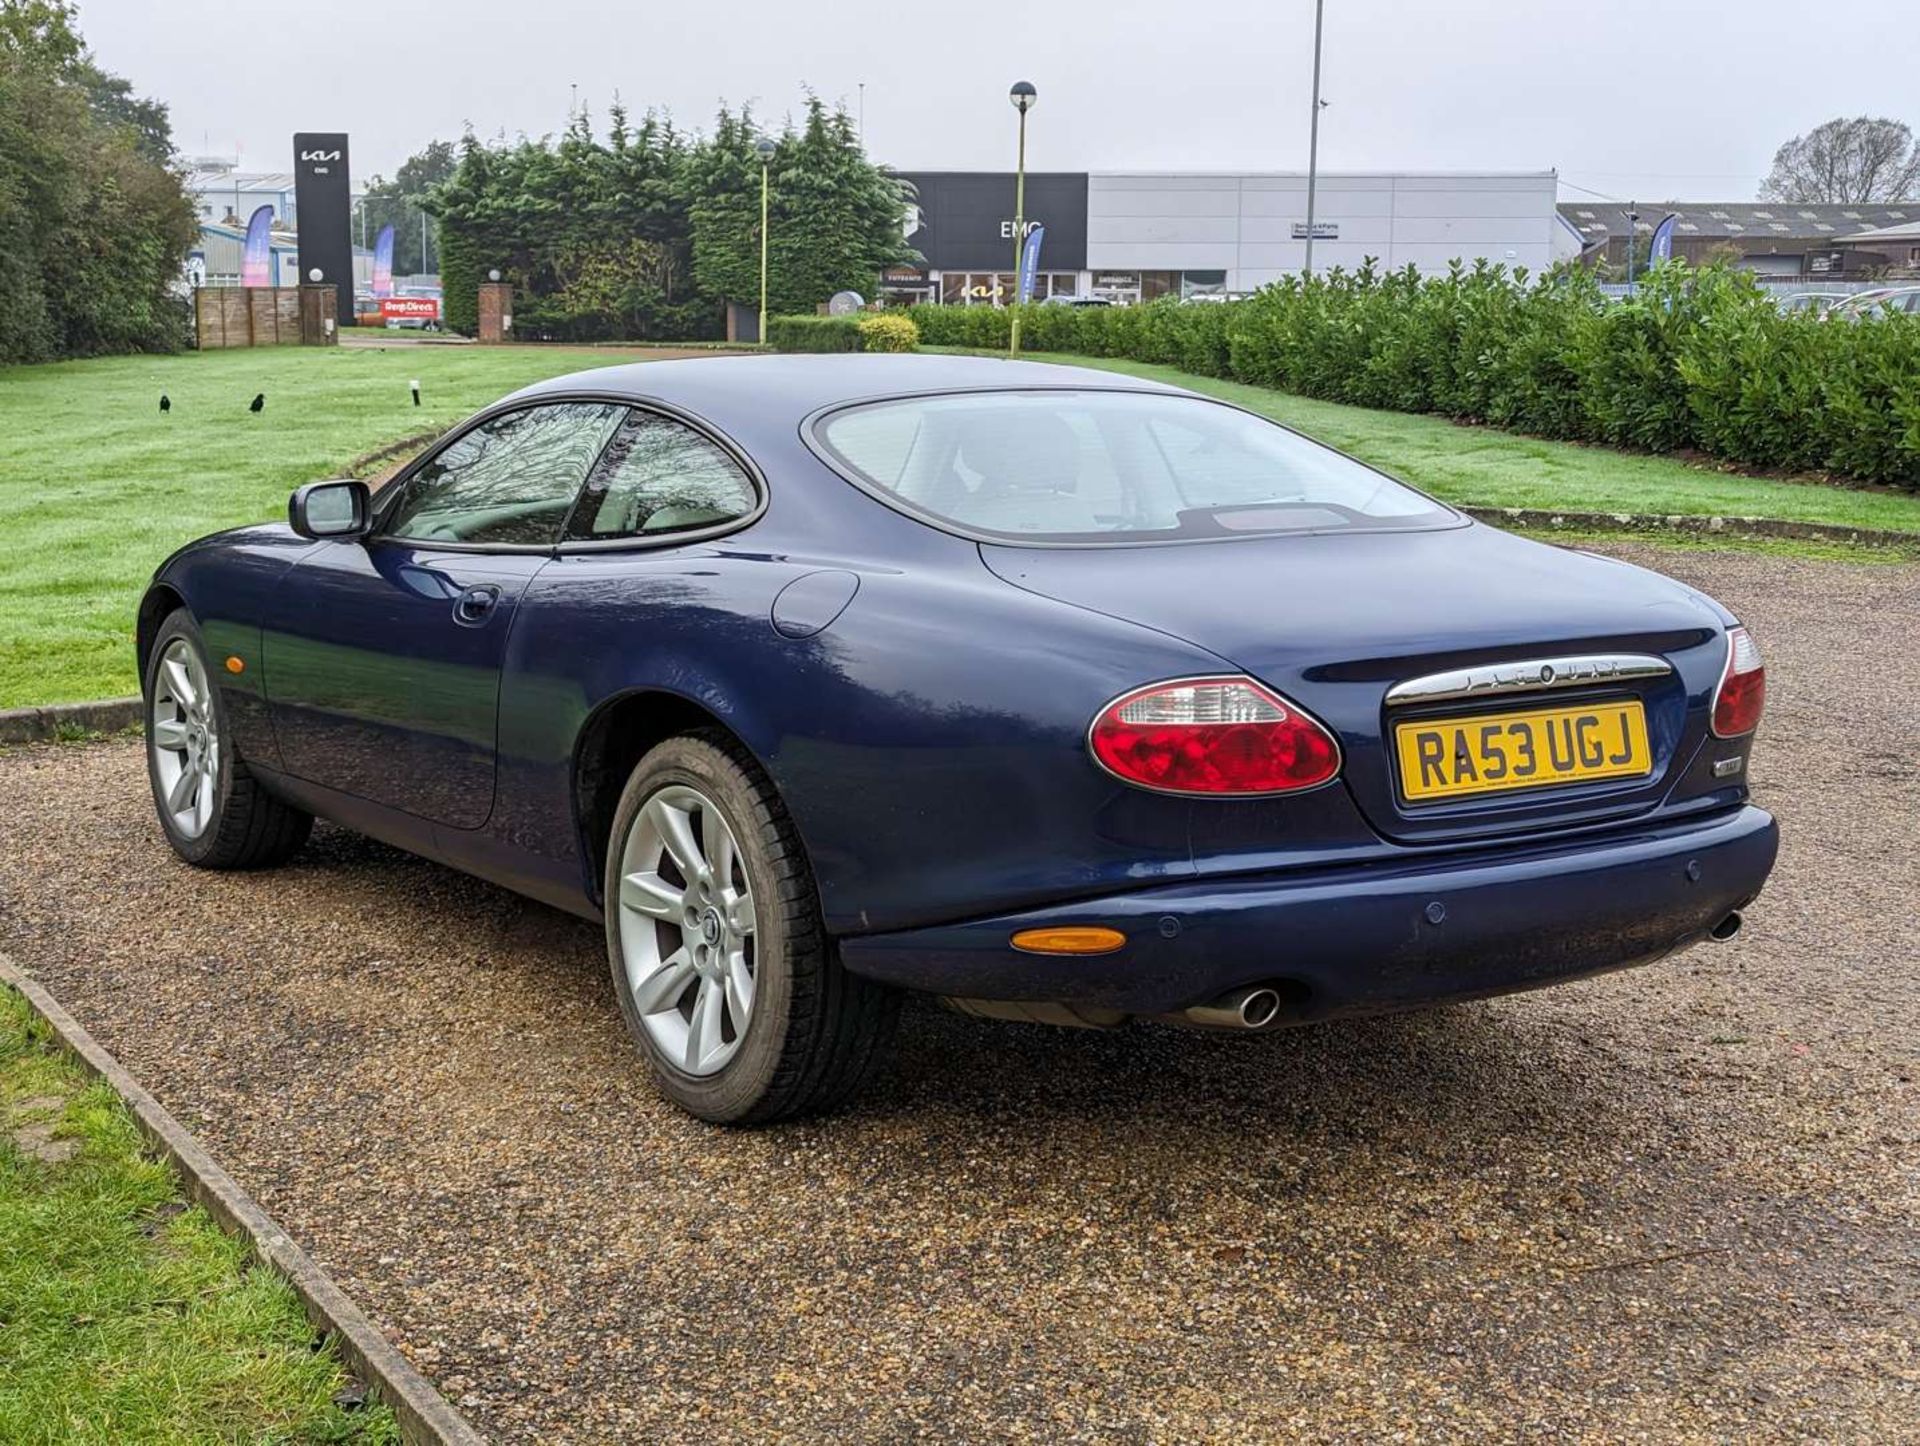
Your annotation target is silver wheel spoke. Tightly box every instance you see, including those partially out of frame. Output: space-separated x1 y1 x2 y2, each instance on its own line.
166 765 198 814
649 798 706 882
152 718 189 751
620 871 684 921
686 979 724 1070
631 948 695 1015
722 887 755 937
710 826 738 895
724 949 754 1029
161 657 198 711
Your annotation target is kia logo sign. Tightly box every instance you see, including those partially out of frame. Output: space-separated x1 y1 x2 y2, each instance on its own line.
300 150 342 162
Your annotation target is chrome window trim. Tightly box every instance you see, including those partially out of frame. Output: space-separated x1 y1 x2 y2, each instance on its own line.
1384 653 1673 707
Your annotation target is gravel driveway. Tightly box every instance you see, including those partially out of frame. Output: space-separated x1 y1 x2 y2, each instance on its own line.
2 545 1915 1442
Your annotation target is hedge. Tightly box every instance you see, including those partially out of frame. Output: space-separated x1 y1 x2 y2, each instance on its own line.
769 312 920 353
908 262 1920 490
768 315 862 351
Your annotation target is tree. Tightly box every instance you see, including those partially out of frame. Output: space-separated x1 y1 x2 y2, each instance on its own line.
1760 117 1920 204
428 94 913 341
356 137 456 275
0 0 192 362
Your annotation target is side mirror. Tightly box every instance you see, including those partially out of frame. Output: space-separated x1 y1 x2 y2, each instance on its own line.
289 479 371 540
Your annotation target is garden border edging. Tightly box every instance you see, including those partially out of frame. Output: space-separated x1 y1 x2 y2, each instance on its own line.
0 954 487 1446
1462 506 1920 551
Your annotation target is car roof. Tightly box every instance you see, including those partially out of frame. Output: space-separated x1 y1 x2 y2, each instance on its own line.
505 352 1191 435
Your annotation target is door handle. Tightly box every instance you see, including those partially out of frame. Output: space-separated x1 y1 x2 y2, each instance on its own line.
453 584 501 625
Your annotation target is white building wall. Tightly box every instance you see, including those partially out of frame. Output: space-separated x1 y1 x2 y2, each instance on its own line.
1087 172 1559 290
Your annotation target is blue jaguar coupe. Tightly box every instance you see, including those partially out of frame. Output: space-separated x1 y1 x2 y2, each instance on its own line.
139 354 1778 1122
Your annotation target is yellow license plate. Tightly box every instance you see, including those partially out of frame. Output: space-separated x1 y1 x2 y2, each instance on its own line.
1395 699 1650 804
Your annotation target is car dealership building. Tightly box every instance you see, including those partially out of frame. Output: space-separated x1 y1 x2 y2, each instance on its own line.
888 170 1572 304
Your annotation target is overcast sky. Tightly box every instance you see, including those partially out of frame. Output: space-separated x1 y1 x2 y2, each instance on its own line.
79 0 1920 203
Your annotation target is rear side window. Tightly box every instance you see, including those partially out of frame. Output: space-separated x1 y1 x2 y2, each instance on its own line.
814 389 1450 543
564 411 757 541
385 402 625 546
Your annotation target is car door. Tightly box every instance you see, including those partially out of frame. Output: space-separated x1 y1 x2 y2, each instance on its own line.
261 399 626 828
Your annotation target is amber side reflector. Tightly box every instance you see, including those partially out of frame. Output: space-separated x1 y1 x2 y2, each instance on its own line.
224 656 246 674
1010 926 1127 956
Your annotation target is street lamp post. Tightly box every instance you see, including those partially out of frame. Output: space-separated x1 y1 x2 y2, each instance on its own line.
1303 0 1326 278
1009 81 1036 356
756 137 777 346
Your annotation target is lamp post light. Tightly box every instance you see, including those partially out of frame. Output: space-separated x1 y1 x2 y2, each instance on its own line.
1302 0 1326 278
756 137 777 346
1008 81 1036 355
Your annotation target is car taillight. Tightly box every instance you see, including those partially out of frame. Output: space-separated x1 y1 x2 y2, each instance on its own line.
1711 625 1766 738
1089 676 1341 795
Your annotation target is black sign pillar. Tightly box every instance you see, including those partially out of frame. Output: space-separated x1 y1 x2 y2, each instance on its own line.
293 132 353 325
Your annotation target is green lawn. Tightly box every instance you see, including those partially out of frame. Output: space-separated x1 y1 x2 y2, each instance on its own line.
4 341 1918 709
975 353 1920 533
0 986 398 1443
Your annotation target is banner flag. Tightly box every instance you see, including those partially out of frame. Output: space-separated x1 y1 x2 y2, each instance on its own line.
1648 213 1678 265
1017 222 1046 304
240 205 273 288
372 224 395 297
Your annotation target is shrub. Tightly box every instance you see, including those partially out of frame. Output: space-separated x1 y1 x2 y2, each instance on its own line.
906 263 1920 491
856 312 919 352
769 314 862 352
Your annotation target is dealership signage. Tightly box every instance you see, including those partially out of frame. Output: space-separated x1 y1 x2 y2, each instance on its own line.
1291 221 1339 240
896 172 1089 272
380 296 440 321
293 131 353 323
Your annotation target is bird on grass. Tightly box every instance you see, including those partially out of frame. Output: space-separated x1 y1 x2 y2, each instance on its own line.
159 394 170 413
248 393 265 413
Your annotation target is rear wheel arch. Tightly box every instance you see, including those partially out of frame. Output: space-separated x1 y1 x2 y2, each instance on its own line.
573 689 779 909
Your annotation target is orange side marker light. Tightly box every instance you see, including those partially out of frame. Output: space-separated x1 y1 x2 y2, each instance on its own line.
224 656 245 674
1010 926 1127 956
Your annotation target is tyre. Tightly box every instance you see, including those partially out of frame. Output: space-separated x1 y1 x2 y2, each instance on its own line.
604 732 899 1124
144 608 312 869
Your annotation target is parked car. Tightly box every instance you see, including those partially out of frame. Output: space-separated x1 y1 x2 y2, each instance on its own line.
137 355 1778 1123
1829 286 1920 320
1774 292 1845 316
1041 294 1113 307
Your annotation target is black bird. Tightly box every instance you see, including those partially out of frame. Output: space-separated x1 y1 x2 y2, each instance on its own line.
159 394 170 413
248 393 264 413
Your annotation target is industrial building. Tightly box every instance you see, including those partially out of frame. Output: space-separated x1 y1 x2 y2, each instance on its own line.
889 170 1572 304
1558 200 1920 280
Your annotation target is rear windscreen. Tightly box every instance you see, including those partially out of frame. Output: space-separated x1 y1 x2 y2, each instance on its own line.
814 389 1451 543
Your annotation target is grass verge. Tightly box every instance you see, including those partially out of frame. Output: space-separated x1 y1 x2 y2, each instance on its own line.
0 984 398 1442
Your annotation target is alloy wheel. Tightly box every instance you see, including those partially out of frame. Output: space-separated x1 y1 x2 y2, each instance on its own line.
150 638 218 840
616 784 758 1077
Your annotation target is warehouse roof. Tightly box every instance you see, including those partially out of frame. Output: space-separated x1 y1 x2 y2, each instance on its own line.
1556 200 1919 244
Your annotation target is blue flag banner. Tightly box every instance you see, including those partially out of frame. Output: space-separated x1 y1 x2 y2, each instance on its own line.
240 205 273 288
372 224 395 298
1017 222 1046 304
1648 212 1678 265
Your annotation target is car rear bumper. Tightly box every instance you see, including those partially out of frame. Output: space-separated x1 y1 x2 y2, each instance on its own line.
837 806 1779 1020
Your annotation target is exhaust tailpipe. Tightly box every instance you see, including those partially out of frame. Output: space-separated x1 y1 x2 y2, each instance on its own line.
1180 985 1284 1031
1709 911 1744 943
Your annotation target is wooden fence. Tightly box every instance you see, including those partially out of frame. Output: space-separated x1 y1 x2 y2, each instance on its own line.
193 287 319 349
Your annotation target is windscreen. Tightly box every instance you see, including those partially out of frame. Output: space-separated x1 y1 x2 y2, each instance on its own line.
815 389 1450 543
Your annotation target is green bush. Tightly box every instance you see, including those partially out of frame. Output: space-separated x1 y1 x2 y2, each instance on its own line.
856 312 919 352
769 314 862 351
908 264 1920 490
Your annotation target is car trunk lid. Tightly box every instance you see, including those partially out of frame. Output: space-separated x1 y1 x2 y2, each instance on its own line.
980 523 1729 844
